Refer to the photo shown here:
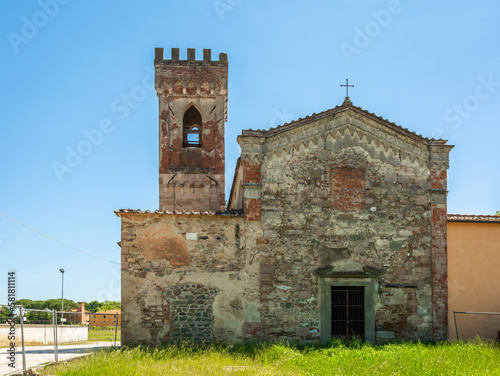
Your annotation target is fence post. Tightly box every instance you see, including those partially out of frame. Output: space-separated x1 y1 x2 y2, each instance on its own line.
114 316 119 347
453 311 459 341
53 310 58 363
19 306 26 372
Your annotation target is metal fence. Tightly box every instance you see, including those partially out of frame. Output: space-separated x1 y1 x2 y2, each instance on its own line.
0 305 120 375
453 311 500 342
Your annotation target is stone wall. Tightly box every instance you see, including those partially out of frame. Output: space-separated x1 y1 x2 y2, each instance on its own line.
118 211 260 345
235 104 452 342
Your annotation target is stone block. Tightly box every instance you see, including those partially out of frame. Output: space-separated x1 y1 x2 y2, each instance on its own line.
296 327 310 337
377 330 395 340
260 264 275 275
390 241 402 251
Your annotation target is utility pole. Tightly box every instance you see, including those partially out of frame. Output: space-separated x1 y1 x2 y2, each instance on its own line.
59 269 64 323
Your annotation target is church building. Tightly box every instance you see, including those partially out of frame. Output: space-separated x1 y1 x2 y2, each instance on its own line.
115 48 453 344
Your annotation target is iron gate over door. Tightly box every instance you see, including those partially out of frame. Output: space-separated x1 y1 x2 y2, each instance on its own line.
331 286 365 340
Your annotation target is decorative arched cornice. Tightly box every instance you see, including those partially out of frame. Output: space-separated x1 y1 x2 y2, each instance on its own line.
315 265 382 278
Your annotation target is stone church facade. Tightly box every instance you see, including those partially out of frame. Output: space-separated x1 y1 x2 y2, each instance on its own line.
115 48 453 345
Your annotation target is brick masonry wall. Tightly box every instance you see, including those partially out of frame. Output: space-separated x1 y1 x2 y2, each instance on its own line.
431 205 448 338
430 163 449 339
242 160 262 221
156 51 228 212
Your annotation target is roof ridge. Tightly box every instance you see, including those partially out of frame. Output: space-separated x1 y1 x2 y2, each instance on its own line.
350 104 430 142
241 101 448 145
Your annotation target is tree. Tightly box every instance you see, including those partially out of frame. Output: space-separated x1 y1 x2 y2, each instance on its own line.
86 300 102 313
86 300 121 312
0 307 11 318
496 210 500 216
15 299 78 311
25 310 52 324
98 300 121 311
43 298 78 311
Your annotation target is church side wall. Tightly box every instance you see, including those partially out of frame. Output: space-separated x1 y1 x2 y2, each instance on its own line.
119 212 251 345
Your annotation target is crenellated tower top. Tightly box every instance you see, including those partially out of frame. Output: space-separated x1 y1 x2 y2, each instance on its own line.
154 47 228 65
155 48 228 213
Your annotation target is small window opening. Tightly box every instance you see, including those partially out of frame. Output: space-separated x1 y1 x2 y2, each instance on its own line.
183 106 202 147
186 128 200 145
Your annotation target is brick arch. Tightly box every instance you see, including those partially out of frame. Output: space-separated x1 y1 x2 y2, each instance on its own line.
214 81 222 95
186 80 197 95
200 81 210 95
173 80 183 95
183 104 202 148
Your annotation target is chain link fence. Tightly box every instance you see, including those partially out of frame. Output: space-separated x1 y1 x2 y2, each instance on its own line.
0 304 120 375
453 311 500 342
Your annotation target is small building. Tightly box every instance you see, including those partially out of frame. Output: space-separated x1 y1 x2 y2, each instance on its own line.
89 309 121 327
447 214 500 340
68 302 90 325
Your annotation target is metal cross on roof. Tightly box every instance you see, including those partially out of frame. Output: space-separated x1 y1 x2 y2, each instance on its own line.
340 78 354 97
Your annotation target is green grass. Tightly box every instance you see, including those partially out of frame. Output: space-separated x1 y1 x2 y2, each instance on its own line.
44 340 500 376
88 326 121 342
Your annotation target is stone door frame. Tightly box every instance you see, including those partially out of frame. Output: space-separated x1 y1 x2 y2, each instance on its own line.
316 266 380 342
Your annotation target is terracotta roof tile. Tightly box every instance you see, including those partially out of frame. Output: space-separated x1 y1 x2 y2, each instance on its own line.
447 214 500 223
114 209 243 216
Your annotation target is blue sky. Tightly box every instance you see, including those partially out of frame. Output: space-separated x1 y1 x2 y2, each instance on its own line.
1 0 499 303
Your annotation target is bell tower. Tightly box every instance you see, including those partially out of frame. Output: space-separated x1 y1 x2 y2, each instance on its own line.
155 48 228 212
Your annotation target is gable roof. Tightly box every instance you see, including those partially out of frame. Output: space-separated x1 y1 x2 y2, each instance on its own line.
240 97 449 146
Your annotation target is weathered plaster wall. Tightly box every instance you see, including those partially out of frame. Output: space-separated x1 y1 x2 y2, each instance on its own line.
119 212 263 345
448 221 500 340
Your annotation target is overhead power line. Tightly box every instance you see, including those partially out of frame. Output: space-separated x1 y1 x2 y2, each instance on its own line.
0 210 120 265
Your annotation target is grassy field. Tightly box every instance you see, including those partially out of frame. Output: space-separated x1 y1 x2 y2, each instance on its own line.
44 340 500 375
88 326 121 343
